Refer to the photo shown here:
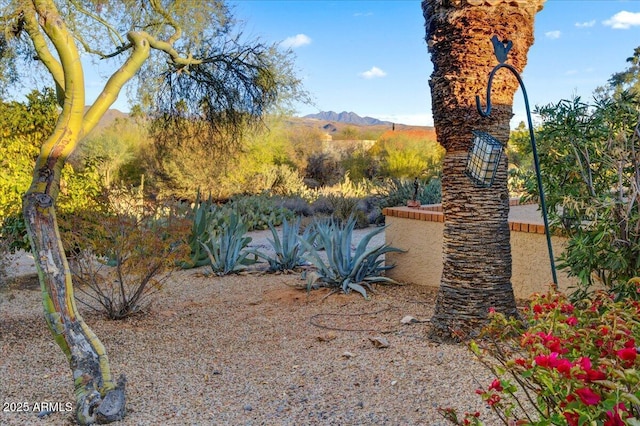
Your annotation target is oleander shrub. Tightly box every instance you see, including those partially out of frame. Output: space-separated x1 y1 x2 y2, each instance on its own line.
441 288 640 425
522 91 640 299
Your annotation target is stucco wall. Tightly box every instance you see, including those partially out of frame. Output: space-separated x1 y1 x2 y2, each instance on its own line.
385 217 443 289
384 211 576 300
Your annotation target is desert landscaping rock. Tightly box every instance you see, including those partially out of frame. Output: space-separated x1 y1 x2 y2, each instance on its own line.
1 228 503 425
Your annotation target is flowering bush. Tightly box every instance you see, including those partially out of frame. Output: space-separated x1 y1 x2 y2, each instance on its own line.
440 288 640 425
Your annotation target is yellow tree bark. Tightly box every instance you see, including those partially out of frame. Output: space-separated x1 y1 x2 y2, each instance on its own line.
21 1 151 423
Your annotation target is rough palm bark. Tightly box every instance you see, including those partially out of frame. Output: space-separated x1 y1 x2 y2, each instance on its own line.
422 0 545 341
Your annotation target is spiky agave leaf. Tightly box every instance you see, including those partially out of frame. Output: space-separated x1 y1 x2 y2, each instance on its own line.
300 215 405 298
200 211 255 275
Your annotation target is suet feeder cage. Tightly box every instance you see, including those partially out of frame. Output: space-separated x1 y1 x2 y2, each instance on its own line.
465 130 504 188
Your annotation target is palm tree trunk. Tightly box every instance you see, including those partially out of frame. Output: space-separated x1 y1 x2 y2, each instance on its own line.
422 0 545 341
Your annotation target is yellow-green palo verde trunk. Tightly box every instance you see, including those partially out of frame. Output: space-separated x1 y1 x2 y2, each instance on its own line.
20 1 150 423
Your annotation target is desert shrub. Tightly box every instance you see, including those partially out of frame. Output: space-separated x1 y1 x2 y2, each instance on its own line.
310 196 334 216
322 194 369 228
340 148 380 180
441 288 640 425
301 215 404 298
250 164 313 199
376 177 442 209
68 191 189 320
524 91 640 299
274 195 313 217
370 129 444 180
200 212 256 275
0 89 103 253
73 115 150 188
305 152 343 186
225 193 295 231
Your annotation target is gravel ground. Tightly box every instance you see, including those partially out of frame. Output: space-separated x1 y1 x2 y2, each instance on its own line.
0 228 501 426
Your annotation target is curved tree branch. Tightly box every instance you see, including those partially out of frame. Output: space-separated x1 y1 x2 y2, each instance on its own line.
21 3 65 104
81 31 151 137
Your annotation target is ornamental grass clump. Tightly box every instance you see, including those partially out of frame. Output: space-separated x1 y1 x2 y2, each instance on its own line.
301 215 404 298
440 286 640 425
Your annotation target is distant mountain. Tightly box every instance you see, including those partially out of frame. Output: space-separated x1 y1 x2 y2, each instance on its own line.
303 111 392 126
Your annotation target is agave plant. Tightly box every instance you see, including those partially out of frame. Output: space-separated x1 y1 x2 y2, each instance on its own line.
200 212 256 275
181 189 215 269
251 216 313 272
301 215 405 298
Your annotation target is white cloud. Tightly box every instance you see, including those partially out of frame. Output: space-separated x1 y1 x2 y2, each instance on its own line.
603 11 640 29
575 20 596 28
280 34 312 49
360 66 387 79
354 12 373 17
545 30 561 39
565 69 578 76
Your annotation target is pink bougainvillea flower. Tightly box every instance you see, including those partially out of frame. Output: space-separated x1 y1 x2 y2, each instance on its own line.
575 387 601 406
488 307 496 314
565 316 578 326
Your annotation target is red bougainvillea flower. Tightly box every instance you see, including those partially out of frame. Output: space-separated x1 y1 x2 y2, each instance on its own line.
565 316 578 326
534 352 558 368
604 403 628 426
561 303 575 313
577 357 592 371
488 379 503 392
585 368 607 382
575 387 601 406
563 410 579 426
616 346 637 367
487 394 500 406
555 358 572 377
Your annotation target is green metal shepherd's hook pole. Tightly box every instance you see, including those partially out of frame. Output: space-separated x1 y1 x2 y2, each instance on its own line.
475 35 558 288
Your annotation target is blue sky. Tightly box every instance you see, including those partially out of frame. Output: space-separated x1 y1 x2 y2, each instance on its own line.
224 0 640 127
92 0 640 128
